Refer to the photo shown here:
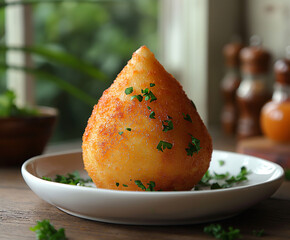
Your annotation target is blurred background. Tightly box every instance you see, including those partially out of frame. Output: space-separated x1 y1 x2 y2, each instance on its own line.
0 0 289 149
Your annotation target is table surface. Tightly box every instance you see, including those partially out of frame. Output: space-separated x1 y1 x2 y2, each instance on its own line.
1 130 290 240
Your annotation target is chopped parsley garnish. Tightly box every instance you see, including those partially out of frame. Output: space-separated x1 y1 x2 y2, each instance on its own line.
147 105 155 119
135 180 156 191
30 220 66 240
196 166 250 190
204 224 242 240
162 120 173 132
186 135 201 156
225 166 249 186
118 131 123 135
126 128 131 131
285 169 290 181
131 95 143 102
116 182 120 187
253 229 265 237
157 141 173 152
183 113 192 123
149 111 156 119
141 88 157 102
150 83 155 87
167 115 172 119
219 160 225 166
42 171 92 186
123 184 128 187
125 87 133 95
42 176 52 181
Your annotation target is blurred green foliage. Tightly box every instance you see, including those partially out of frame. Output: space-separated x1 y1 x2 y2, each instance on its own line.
0 0 158 141
0 90 39 117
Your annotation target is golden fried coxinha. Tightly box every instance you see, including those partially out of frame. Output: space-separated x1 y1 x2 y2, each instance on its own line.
82 46 212 191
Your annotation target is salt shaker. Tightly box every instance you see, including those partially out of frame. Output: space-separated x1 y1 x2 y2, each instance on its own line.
236 37 272 139
221 42 243 135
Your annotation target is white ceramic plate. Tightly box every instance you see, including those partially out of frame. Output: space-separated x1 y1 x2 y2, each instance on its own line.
21 150 284 225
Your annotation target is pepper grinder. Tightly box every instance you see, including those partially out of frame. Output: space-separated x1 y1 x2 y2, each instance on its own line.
260 46 290 143
221 41 243 135
236 36 272 139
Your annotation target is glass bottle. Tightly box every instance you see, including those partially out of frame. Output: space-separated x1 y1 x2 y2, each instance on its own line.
221 42 243 135
236 37 272 139
260 47 290 143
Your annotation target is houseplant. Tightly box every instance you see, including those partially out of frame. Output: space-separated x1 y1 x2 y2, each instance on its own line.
0 90 57 166
0 0 157 165
0 42 111 165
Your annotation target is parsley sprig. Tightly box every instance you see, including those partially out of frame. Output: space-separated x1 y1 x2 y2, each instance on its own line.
147 106 156 119
125 84 157 103
195 166 250 190
162 119 173 132
204 224 242 240
131 94 143 102
135 180 156 191
30 220 66 240
157 140 173 152
183 113 192 123
149 111 156 119
125 87 133 95
141 88 157 102
219 160 225 166
42 171 92 186
186 135 201 156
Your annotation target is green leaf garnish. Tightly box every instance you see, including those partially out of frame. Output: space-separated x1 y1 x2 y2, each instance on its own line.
42 176 52 181
214 172 230 180
135 180 156 191
196 166 250 190
157 141 173 152
116 182 120 187
186 135 201 156
219 160 225 166
42 171 92 186
150 83 155 87
131 95 143 102
125 87 133 95
210 183 223 190
204 224 242 240
147 106 151 110
123 184 128 187
134 180 146 190
141 88 157 102
126 128 131 131
183 113 192 123
149 111 156 119
146 181 156 191
30 219 66 240
118 131 123 135
162 120 173 132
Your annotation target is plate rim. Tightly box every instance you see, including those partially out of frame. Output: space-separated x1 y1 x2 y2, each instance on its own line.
21 149 285 196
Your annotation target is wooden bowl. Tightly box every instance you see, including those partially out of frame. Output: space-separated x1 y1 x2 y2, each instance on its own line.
0 106 57 166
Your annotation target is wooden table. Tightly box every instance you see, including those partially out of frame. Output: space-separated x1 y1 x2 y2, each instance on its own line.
1 130 290 240
0 168 289 239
